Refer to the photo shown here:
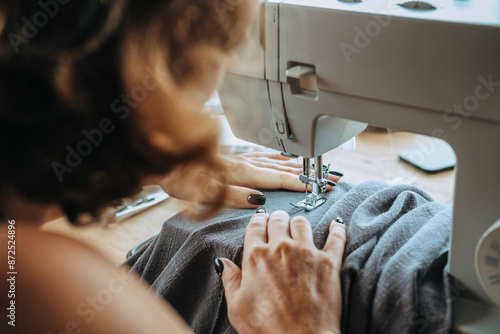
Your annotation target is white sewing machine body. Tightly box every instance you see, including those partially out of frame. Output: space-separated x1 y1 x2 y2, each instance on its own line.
218 0 500 331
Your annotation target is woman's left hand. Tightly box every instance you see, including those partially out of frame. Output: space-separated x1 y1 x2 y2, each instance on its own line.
157 152 343 208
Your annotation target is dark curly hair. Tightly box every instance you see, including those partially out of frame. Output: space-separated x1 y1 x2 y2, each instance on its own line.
0 0 252 223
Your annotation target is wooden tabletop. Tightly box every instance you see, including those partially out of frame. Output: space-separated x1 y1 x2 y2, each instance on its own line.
42 128 455 265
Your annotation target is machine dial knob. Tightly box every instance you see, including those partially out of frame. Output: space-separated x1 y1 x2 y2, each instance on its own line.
475 219 500 307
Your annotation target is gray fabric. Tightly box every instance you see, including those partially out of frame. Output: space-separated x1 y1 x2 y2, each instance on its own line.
125 181 455 334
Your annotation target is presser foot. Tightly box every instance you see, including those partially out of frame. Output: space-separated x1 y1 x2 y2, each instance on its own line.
292 194 327 211
293 156 329 211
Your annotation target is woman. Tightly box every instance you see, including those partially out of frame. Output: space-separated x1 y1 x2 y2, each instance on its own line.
0 1 346 333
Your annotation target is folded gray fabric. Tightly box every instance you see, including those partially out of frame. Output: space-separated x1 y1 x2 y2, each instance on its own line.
125 181 454 334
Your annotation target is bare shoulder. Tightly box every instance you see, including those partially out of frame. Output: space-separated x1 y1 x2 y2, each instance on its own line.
11 226 190 334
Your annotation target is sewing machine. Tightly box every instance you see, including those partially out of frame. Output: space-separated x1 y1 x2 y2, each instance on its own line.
217 0 500 332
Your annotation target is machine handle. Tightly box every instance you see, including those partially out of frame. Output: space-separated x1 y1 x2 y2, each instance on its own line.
286 65 315 79
286 64 318 99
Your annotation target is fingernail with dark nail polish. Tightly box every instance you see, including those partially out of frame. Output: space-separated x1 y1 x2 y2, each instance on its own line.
329 171 344 177
327 180 337 187
256 208 266 214
214 257 224 277
335 217 344 224
248 193 266 205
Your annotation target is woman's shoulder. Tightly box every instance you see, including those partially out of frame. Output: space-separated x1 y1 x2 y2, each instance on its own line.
7 225 190 333
20 224 103 260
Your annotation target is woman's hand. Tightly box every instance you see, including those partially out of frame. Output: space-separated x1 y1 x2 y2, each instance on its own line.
157 152 343 208
217 211 346 334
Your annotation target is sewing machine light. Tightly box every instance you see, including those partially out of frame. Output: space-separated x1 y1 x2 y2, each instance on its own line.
475 219 500 308
342 137 356 152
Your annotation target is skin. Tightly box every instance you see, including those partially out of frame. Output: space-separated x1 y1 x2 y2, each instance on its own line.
221 211 346 334
158 152 341 208
1 2 346 331
9 223 191 334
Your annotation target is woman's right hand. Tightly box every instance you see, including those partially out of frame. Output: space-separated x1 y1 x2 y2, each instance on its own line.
218 210 347 334
155 152 342 209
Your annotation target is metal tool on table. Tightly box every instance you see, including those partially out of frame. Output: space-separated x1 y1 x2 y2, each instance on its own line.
106 189 169 224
